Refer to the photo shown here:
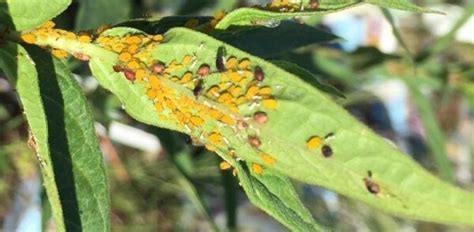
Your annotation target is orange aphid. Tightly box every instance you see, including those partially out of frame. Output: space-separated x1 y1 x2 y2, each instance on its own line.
119 52 132 62
127 44 139 53
261 153 275 165
182 55 193 65
135 69 145 81
146 89 157 99
208 132 222 144
229 86 242 97
218 92 232 103
52 49 68 59
125 35 142 44
245 85 259 99
78 35 91 43
238 59 251 69
180 72 193 83
262 98 278 109
213 10 226 20
154 102 163 111
306 136 322 150
229 72 242 83
259 87 272 95
207 86 220 98
190 116 204 126
127 60 141 69
225 57 238 70
21 33 36 44
152 34 163 42
252 163 263 175
219 161 232 170
219 115 235 125
40 20 55 29
112 43 125 53
149 75 160 89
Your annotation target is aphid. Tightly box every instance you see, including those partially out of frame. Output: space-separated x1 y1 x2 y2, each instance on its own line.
321 144 333 157
123 69 135 81
219 161 232 170
364 171 380 194
193 79 203 98
252 163 263 175
254 66 264 81
216 46 227 72
197 64 210 77
113 65 123 72
151 61 165 74
253 111 268 124
236 120 248 131
306 136 322 150
309 0 319 10
248 135 261 148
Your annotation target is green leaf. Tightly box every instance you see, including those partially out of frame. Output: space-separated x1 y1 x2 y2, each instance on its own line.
0 43 109 231
0 0 71 31
213 21 338 58
75 0 130 30
215 1 438 29
218 152 326 231
270 60 345 98
86 27 473 227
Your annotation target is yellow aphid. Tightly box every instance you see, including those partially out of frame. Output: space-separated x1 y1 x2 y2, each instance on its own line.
219 161 232 170
135 69 145 81
205 144 216 151
127 60 141 69
218 92 232 103
112 43 125 53
229 72 242 83
207 86 220 98
152 34 163 42
252 163 263 175
229 86 242 97
52 49 68 59
127 44 139 53
190 116 204 126
238 59 251 69
126 35 142 44
220 72 230 82
214 10 226 20
235 96 247 105
208 132 222 144
182 55 193 65
209 109 222 119
258 87 272 95
262 98 278 109
146 89 157 99
239 77 249 87
180 72 193 83
149 75 160 89
78 35 91 43
21 33 36 44
40 20 55 29
245 85 259 99
119 52 132 62
225 57 238 70
261 154 275 165
229 104 239 113
219 115 234 125
65 32 76 40
218 82 230 91
154 102 163 111
306 136 322 150
210 19 219 28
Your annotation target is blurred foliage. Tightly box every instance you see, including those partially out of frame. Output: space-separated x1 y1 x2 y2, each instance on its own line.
0 0 473 231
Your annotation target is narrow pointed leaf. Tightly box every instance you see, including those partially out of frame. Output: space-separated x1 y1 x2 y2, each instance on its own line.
0 0 71 31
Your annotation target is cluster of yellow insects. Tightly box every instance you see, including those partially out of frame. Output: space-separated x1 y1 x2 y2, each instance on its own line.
19 6 341 178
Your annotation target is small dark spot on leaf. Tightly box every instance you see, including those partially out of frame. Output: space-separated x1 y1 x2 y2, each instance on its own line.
321 145 333 157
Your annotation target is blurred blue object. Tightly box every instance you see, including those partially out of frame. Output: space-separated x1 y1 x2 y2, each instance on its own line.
2 175 42 232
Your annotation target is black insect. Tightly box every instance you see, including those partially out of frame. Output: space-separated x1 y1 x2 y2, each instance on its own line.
364 171 380 194
193 79 203 98
321 144 333 157
324 132 334 139
216 46 227 72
